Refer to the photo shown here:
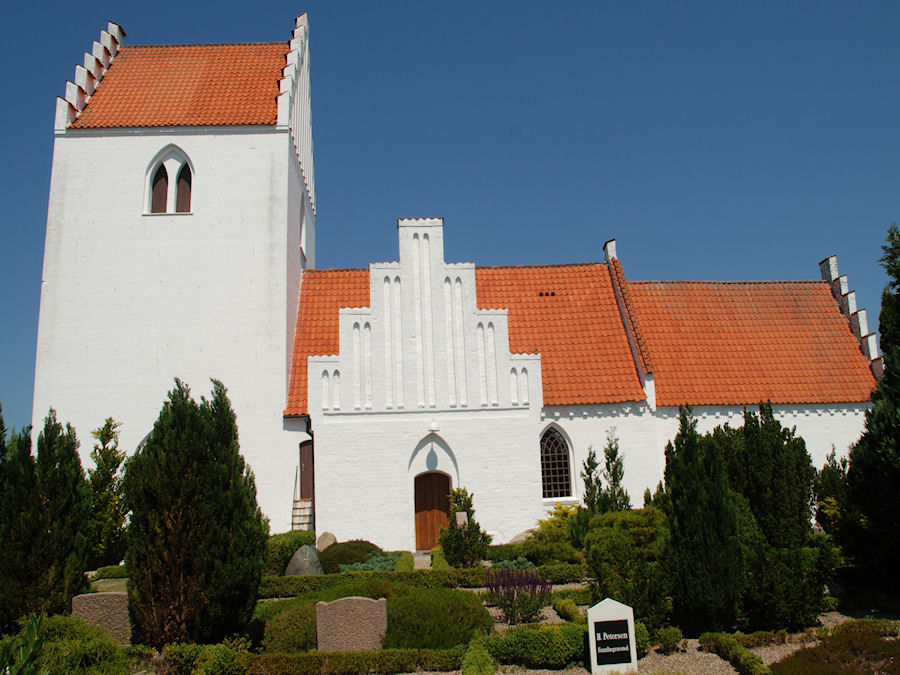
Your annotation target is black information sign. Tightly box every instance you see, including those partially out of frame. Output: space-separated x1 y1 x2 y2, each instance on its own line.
593 618 632 666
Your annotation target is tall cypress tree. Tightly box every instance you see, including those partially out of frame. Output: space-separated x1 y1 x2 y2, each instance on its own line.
665 406 740 635
846 224 900 590
123 380 269 647
0 408 44 631
34 410 91 614
87 418 128 568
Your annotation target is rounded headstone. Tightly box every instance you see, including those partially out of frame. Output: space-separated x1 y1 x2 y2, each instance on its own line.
316 531 337 552
285 544 324 576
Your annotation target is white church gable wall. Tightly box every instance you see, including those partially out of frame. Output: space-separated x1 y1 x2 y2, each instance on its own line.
34 128 305 532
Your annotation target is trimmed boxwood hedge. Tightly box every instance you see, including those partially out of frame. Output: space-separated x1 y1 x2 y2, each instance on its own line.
93 564 128 579
248 647 465 674
258 563 587 598
483 623 587 669
698 632 770 675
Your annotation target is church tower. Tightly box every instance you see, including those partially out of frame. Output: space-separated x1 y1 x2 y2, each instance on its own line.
33 17 316 531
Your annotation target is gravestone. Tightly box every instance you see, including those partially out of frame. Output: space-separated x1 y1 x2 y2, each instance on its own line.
71 592 131 645
285 544 324 575
586 598 637 674
316 596 387 652
317 531 337 552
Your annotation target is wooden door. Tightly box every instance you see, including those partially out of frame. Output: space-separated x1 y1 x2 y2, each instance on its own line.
414 472 450 550
299 440 314 499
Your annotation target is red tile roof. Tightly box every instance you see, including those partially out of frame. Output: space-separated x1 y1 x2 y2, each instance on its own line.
475 264 646 405
286 269 370 416
70 43 288 128
628 280 875 406
285 265 876 416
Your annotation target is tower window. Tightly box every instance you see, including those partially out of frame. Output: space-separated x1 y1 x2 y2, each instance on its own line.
150 165 168 213
176 165 192 213
540 427 572 499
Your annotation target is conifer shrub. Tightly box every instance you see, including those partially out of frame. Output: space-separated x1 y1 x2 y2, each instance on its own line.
490 556 535 571
264 530 316 576
86 418 128 570
340 551 400 572
698 632 769 675
486 543 525 562
655 625 683 654
483 623 587 669
461 637 497 675
634 620 650 658
123 380 269 648
439 488 492 567
317 540 381 574
584 506 670 630
521 517 581 566
29 614 133 674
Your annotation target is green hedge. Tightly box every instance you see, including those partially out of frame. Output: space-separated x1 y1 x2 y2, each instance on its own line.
318 540 381 574
265 531 317 576
249 647 464 674
699 632 770 675
486 543 525 561
461 637 497 675
258 562 587 598
255 578 491 653
93 564 128 579
394 551 415 572
483 623 587 669
551 597 585 624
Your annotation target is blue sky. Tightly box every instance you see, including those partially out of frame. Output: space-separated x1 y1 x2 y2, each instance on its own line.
1 1 897 433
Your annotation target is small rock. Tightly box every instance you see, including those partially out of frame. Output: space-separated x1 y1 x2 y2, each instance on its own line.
316 531 337 552
508 529 534 544
285 544 324 575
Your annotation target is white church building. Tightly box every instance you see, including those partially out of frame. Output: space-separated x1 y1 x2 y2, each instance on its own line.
34 17 880 552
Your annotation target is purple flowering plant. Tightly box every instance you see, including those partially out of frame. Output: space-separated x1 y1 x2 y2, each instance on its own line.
485 568 552 624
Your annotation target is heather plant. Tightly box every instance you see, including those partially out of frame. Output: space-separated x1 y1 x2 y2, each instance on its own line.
485 568 552 624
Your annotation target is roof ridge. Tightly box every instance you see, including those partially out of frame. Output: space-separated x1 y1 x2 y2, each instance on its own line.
125 41 289 48
608 258 654 376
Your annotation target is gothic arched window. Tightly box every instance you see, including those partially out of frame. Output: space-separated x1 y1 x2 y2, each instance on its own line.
145 145 194 215
150 165 168 213
175 165 192 213
540 427 572 499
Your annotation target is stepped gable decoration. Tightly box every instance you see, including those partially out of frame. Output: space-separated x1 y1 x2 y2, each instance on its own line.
278 14 316 210
819 255 883 379
55 22 125 131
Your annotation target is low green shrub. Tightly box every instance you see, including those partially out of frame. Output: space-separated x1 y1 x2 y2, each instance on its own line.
537 562 588 583
93 564 127 580
339 552 400 572
318 540 382 574
551 597 585 624
430 546 451 571
699 632 769 675
384 587 493 649
0 614 44 675
248 647 464 674
31 614 132 674
656 625 683 654
520 519 581 566
552 587 592 605
461 637 497 674
394 551 415 572
485 569 551 624
486 543 526 561
264 530 317 576
193 637 253 675
732 630 789 647
258 568 492 598
163 642 204 675
634 620 650 658
831 617 899 638
483 623 587 669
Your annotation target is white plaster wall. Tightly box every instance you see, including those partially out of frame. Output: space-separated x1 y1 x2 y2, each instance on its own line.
310 407 544 551
33 127 307 533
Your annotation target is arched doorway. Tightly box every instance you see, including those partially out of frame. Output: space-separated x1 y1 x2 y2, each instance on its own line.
414 471 450 550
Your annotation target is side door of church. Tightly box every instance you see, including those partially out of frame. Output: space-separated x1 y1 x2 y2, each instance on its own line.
414 472 450 551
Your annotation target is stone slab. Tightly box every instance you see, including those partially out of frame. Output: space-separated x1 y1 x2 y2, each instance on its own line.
316 531 337 552
71 592 131 645
285 544 324 575
316 596 387 652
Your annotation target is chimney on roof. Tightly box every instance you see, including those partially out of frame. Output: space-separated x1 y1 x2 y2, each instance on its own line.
603 239 618 262
818 253 882 380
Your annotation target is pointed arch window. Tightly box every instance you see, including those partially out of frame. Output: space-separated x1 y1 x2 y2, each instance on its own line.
150 165 168 213
145 145 194 215
540 427 572 499
175 165 192 213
